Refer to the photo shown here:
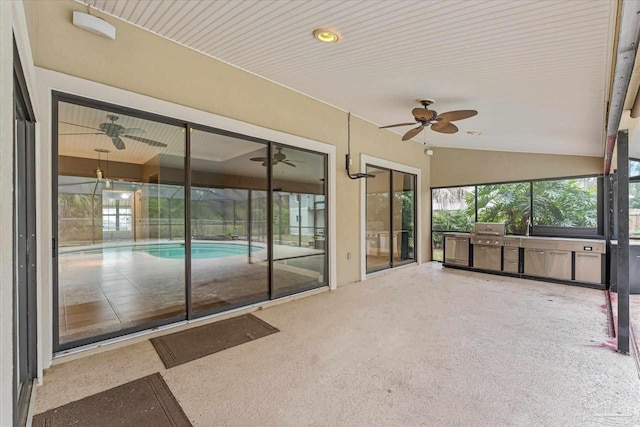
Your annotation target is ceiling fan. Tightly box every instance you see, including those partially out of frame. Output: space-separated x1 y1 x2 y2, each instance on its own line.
380 99 478 141
250 147 299 167
60 114 168 150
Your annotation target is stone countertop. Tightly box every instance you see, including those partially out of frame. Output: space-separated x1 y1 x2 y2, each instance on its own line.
516 235 605 244
610 240 640 246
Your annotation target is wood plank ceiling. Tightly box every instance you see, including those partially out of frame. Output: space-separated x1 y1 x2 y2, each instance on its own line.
88 0 616 156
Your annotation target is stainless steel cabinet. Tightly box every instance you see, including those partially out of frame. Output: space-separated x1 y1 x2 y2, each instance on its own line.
575 253 601 284
474 245 501 271
444 236 469 266
547 250 571 280
524 249 546 277
503 247 519 273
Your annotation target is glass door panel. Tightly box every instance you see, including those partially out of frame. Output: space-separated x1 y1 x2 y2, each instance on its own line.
56 99 186 348
272 146 327 297
366 166 391 272
393 171 415 264
189 128 269 314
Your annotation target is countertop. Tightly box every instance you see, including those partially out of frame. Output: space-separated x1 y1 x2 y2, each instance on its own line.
442 231 603 243
610 240 640 246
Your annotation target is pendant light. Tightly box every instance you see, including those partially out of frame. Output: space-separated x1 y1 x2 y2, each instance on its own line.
104 150 111 189
94 148 111 187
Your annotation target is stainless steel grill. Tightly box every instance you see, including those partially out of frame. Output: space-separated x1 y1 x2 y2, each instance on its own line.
470 222 506 246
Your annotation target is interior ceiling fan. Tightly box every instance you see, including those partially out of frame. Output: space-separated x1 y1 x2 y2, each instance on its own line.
380 99 478 141
250 147 299 167
60 114 168 150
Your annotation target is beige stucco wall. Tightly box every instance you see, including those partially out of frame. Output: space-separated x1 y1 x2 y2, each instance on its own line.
430 147 602 188
26 0 432 286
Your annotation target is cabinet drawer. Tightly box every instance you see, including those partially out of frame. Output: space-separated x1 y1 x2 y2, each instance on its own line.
503 247 519 261
503 259 519 273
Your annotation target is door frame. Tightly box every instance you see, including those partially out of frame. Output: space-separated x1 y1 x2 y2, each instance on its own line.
13 39 38 427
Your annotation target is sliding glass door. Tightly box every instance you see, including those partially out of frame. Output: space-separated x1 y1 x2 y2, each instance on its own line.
189 128 269 315
366 165 416 273
53 93 329 350
55 98 187 349
272 146 328 298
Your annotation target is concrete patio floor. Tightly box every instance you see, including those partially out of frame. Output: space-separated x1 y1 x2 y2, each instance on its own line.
34 262 640 426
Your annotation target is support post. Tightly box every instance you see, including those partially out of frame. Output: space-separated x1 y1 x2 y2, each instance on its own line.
617 129 630 355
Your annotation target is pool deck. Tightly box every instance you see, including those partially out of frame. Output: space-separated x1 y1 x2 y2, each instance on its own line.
58 240 324 344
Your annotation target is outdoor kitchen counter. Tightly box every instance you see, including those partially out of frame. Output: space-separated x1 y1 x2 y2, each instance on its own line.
443 232 606 288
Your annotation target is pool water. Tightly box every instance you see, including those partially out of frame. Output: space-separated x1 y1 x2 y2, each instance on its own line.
147 243 249 259
74 243 257 259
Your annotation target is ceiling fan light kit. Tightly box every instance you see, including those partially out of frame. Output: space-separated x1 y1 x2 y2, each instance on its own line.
72 11 116 40
379 99 478 141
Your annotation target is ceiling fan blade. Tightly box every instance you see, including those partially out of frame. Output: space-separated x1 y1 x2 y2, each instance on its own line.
412 108 434 121
123 135 168 147
250 157 268 162
281 161 296 167
111 136 126 150
122 128 145 135
379 122 417 129
436 110 478 122
59 121 102 131
59 132 105 135
431 122 458 134
402 125 425 141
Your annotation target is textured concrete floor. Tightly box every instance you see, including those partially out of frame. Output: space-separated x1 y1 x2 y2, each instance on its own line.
35 262 640 426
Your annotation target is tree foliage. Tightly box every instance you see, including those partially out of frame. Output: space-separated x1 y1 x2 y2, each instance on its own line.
432 178 598 238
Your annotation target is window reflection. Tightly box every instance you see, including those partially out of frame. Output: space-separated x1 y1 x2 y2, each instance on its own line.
57 101 186 346
189 129 269 314
272 146 327 297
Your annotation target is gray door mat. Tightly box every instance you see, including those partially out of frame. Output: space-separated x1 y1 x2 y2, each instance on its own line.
32 373 191 427
150 313 279 369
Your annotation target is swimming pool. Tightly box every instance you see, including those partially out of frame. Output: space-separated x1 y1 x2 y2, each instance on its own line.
72 243 261 259
146 243 250 259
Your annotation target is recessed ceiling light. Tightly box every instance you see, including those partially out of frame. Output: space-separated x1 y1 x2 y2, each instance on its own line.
313 28 340 43
467 131 482 136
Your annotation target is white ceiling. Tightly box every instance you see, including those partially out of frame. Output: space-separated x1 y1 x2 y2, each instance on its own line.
89 0 616 157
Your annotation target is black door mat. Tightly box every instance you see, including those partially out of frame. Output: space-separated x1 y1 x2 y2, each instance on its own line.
32 373 191 427
151 313 279 369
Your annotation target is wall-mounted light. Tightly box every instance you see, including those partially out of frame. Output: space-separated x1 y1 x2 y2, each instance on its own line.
313 28 341 44
73 10 116 40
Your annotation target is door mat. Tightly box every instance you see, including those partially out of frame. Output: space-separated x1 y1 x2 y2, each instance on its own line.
32 373 191 427
151 313 279 369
